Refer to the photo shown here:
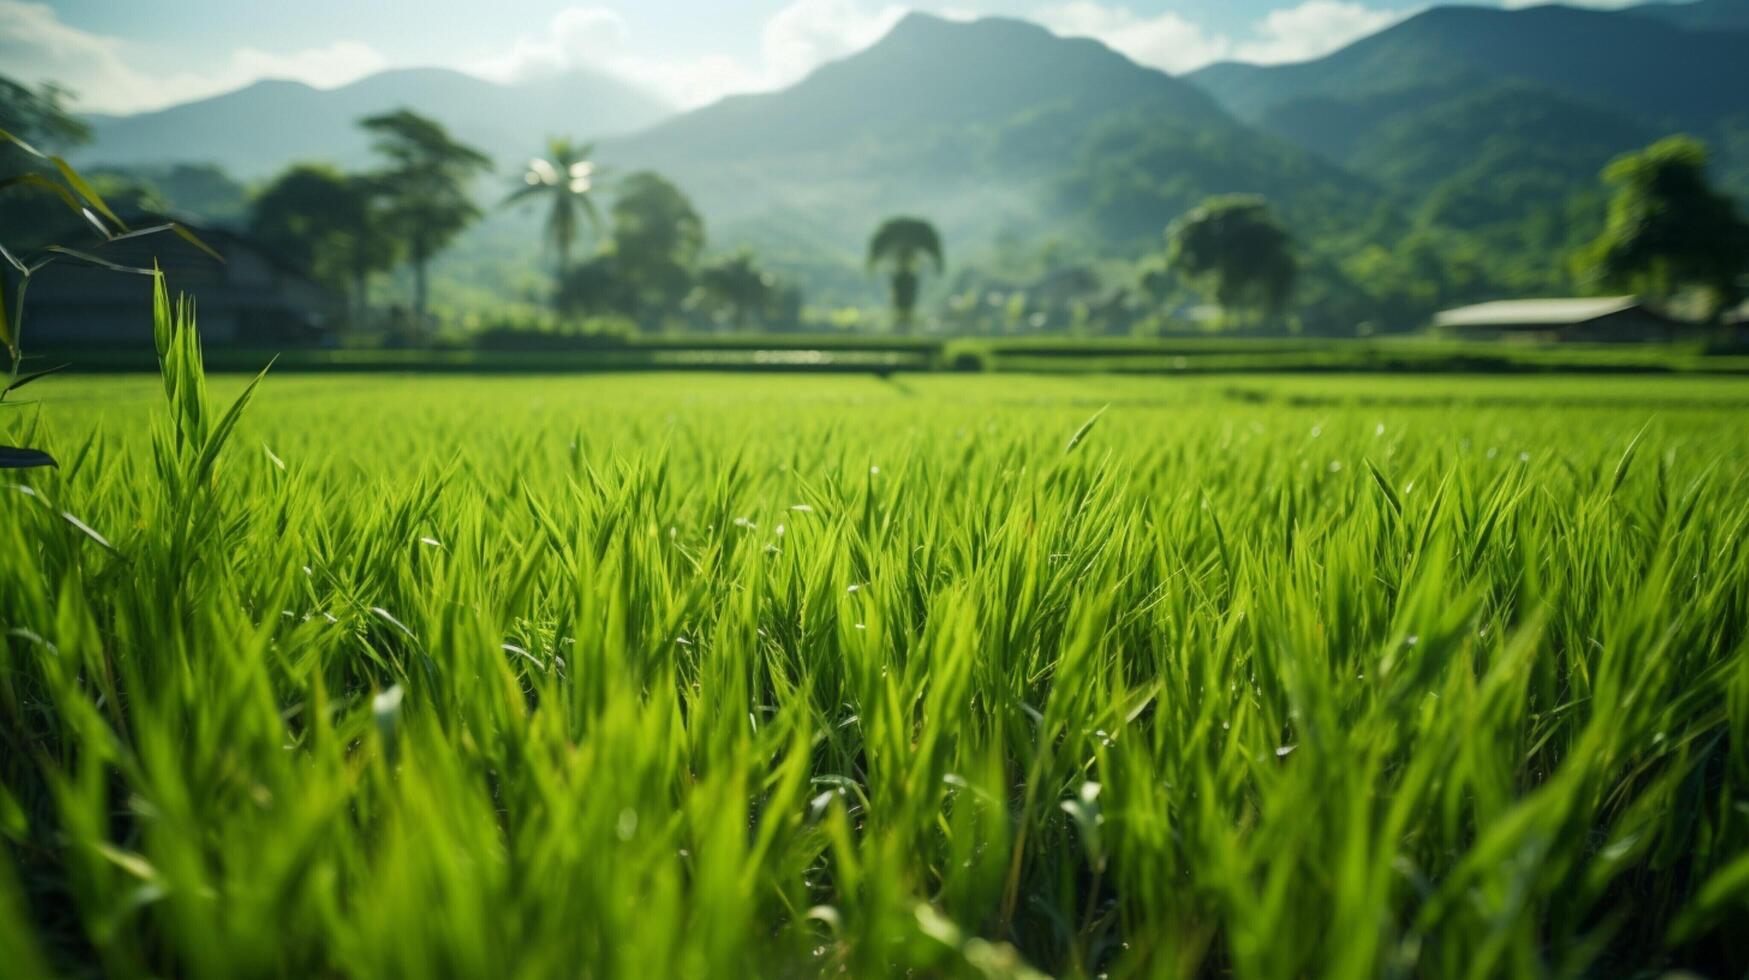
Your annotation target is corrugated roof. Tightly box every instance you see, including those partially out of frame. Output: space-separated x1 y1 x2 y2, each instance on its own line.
1434 297 1642 328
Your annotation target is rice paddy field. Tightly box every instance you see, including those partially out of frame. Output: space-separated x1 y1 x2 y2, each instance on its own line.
4 350 1749 975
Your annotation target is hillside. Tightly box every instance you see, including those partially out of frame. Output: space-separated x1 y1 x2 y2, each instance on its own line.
1191 4 1749 130
1185 1 1749 277
78 67 673 179
601 13 1378 264
1627 0 1749 30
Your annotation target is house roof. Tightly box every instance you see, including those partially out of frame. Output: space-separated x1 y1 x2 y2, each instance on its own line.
1434 297 1644 328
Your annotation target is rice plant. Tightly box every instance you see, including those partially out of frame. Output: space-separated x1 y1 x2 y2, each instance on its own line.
1 294 1746 977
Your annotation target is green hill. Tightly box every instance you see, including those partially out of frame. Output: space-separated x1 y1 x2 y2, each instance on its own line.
1627 0 1749 30
1191 5 1749 130
78 67 673 179
603 13 1379 265
1185 2 1749 298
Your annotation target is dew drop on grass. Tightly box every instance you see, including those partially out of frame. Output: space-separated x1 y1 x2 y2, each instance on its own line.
616 808 638 841
1276 745 1298 758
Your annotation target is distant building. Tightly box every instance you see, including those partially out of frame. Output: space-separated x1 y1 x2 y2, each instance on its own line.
20 221 341 349
1432 297 1681 343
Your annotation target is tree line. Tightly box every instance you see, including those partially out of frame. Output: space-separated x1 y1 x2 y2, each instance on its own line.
250 111 967 339
5 72 1746 339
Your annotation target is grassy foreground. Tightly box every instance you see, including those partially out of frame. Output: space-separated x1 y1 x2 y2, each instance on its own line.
4 360 1749 975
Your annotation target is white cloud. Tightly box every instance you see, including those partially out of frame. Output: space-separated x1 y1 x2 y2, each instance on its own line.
1233 1 1408 64
3 0 1425 118
469 0 908 108
0 0 386 113
1037 2 1233 73
1038 0 1412 72
761 0 908 85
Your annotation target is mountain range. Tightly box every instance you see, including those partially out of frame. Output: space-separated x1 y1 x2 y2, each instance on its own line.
78 68 672 179
1191 2 1749 194
60 0 1749 311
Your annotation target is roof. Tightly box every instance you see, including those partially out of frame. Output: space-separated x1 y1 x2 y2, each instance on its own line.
1434 297 1644 328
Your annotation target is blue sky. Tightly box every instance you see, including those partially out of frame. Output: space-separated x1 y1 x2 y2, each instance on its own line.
6 0 1637 113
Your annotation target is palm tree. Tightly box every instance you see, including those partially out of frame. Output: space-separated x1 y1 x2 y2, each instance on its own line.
505 137 603 306
867 217 944 332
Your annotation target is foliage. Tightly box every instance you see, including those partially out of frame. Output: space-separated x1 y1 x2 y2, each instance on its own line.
604 172 706 325
251 164 399 319
868 217 944 331
0 77 87 162
1165 196 1297 327
696 251 777 330
0 124 215 469
107 163 252 227
3 371 1749 977
360 110 493 334
1575 136 1749 320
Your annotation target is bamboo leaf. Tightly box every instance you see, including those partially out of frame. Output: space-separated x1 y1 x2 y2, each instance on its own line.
5 364 68 395
109 223 225 264
0 174 111 237
48 156 125 229
42 246 159 277
0 447 56 469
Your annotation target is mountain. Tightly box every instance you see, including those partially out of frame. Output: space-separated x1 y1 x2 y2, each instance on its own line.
1627 0 1749 30
78 67 673 180
1187 3 1749 250
1191 4 1749 130
600 13 1377 267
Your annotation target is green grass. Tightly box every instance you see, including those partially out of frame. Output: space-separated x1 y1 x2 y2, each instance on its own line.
39 332 1749 377
4 335 1749 973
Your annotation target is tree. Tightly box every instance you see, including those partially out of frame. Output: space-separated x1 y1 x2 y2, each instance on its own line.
557 255 636 320
0 77 94 252
608 172 705 325
1165 196 1297 328
1575 136 1749 322
697 251 775 331
504 137 602 309
252 164 398 325
360 110 492 335
867 217 944 332
0 77 87 159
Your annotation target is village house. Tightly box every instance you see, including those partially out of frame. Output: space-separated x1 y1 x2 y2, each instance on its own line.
1432 297 1682 343
19 222 342 349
